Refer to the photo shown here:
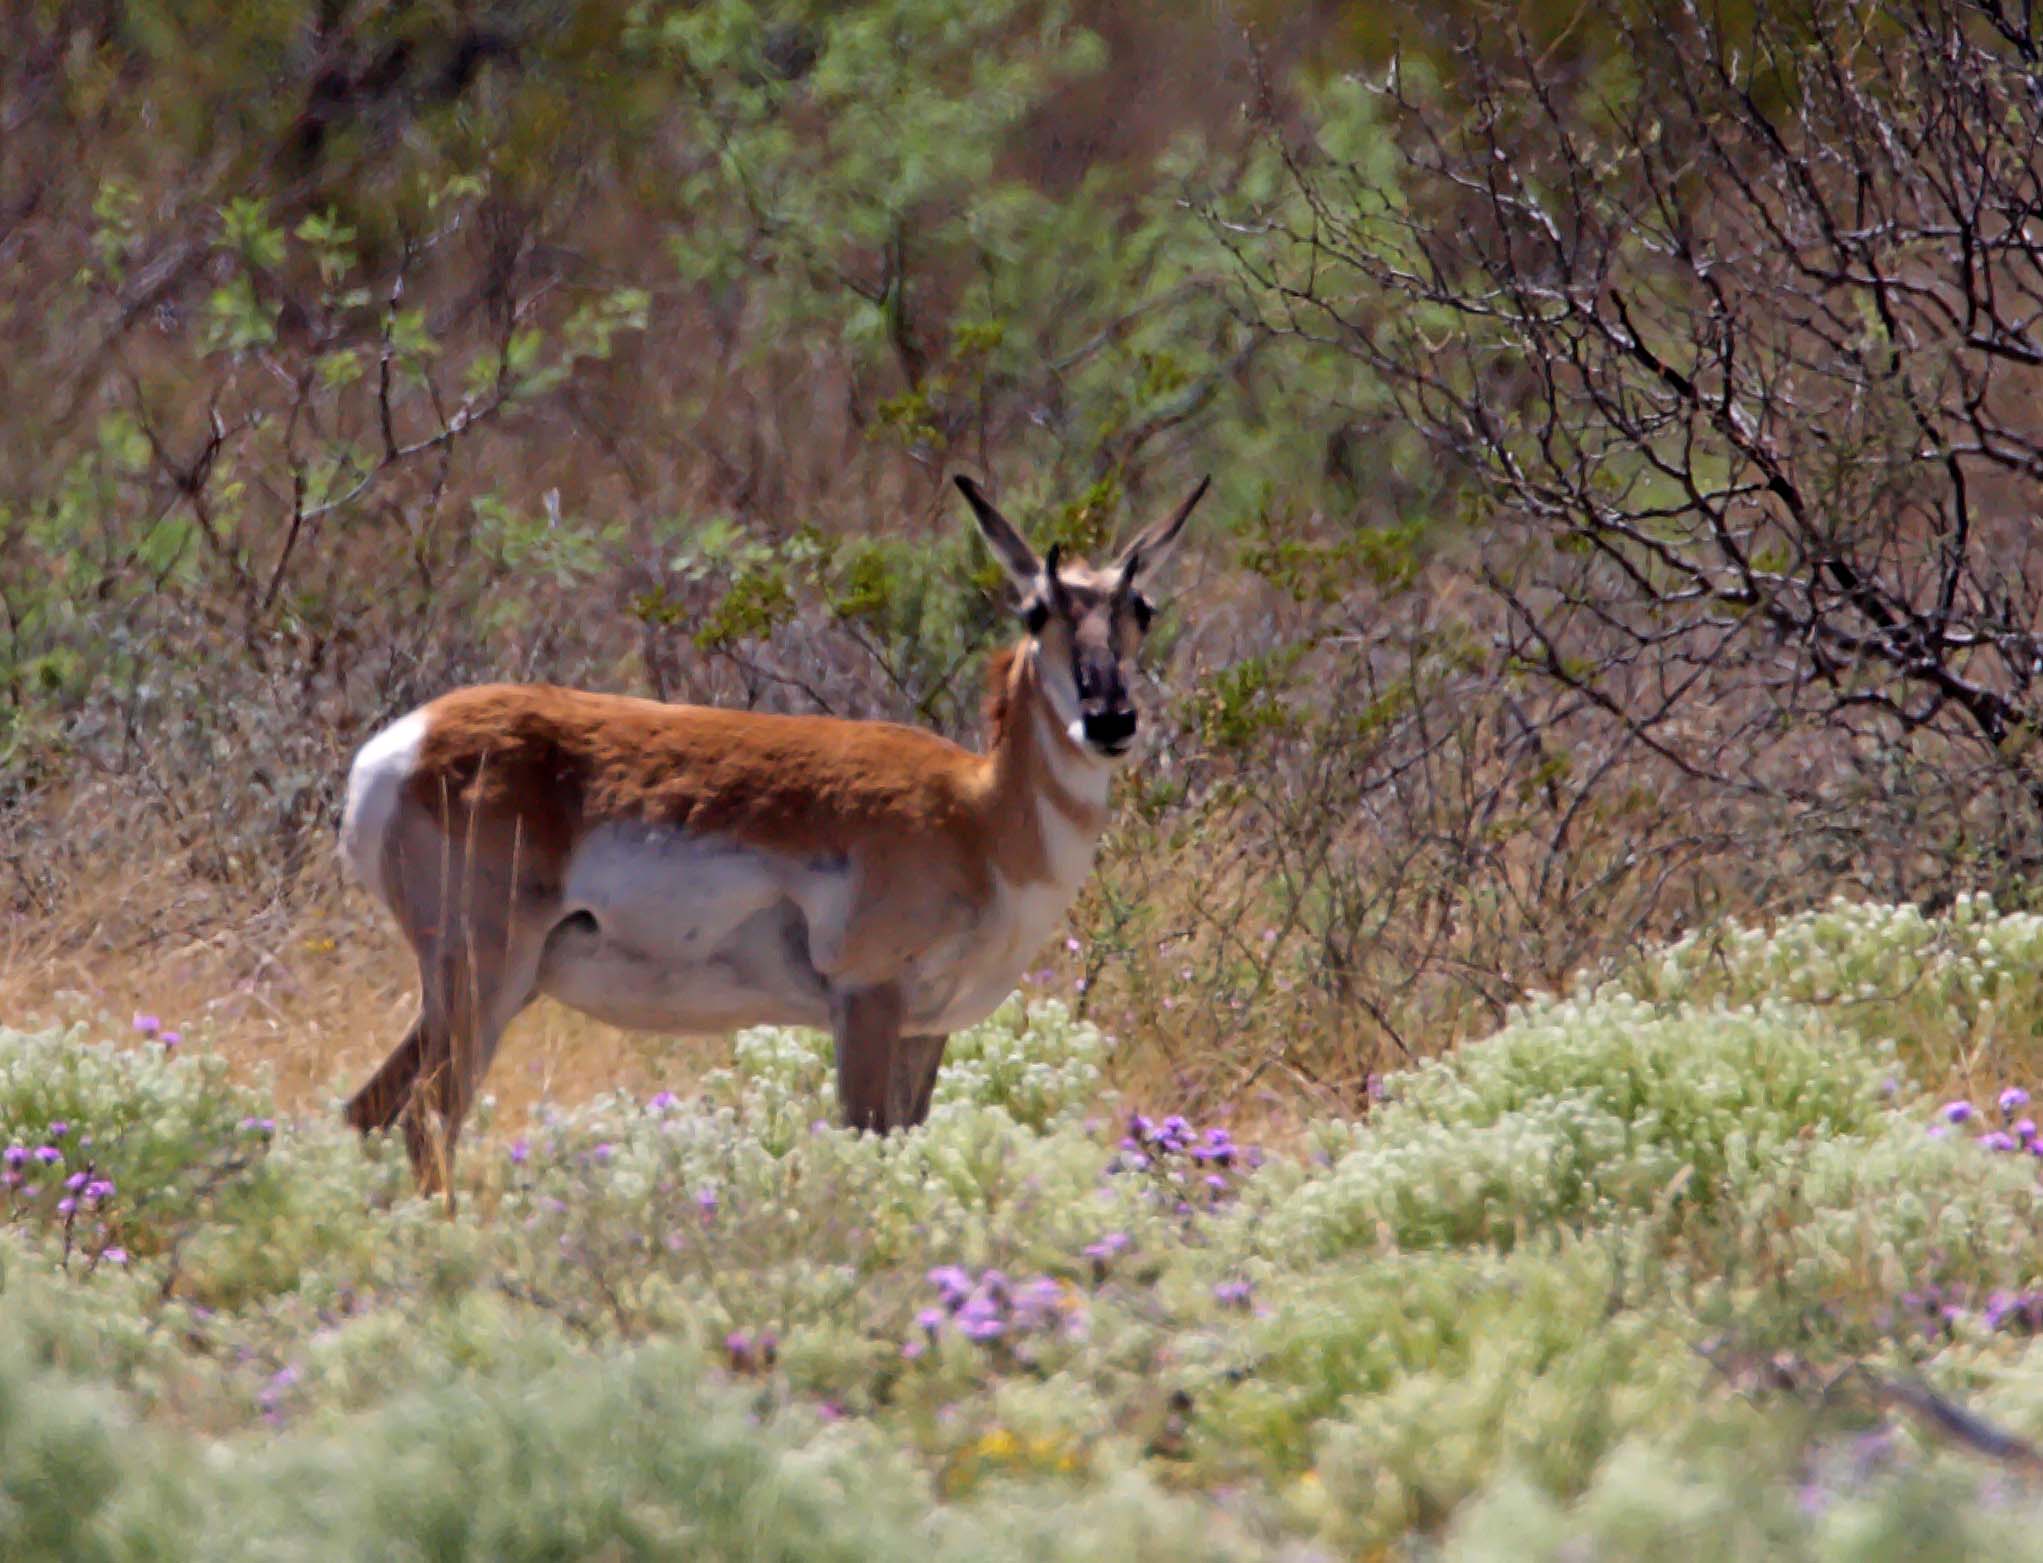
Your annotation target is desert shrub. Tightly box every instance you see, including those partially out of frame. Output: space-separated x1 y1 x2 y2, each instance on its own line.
16 911 2043 1556
0 1024 280 1269
0 1023 416 1305
1621 895 2043 1090
1439 1431 2043 1563
0 1297 134 1563
1252 989 1895 1260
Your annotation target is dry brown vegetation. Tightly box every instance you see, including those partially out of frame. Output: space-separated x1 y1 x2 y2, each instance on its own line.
8 0 2043 1131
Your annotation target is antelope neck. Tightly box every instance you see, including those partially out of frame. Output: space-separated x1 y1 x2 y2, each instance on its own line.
984 641 1112 876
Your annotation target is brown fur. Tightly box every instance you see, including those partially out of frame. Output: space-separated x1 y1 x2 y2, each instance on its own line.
346 642 1085 1192
346 473 1210 1196
402 645 1073 888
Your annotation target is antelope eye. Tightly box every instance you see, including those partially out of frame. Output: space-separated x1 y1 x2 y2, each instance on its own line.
1022 599 1050 634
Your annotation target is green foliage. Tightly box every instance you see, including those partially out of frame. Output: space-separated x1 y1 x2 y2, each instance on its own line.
13 910 2043 1555
1188 645 1309 754
26 6 2043 1552
3 0 1392 969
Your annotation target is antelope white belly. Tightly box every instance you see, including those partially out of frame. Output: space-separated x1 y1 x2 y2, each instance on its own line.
536 826 842 1032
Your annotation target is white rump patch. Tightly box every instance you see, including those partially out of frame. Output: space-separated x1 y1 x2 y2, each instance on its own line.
338 709 427 905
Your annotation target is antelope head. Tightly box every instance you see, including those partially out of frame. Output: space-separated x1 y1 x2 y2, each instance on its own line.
954 473 1211 761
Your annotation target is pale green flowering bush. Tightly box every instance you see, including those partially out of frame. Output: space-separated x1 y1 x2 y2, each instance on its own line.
1621 893 2043 1083
1247 993 1894 1261
685 995 1110 1148
0 1293 133 1563
14 906 2043 1558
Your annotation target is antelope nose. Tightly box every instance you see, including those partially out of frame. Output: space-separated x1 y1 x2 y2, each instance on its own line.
1083 706 1137 752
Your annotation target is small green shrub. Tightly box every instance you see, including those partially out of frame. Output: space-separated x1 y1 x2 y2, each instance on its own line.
13 908 2043 1557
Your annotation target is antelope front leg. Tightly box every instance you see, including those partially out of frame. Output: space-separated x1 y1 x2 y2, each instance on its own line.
831 984 905 1132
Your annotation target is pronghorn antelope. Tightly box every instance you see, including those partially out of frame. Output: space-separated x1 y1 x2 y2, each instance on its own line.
338 473 1210 1192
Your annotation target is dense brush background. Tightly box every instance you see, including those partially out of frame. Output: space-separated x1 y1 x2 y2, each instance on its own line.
11 1 2043 1556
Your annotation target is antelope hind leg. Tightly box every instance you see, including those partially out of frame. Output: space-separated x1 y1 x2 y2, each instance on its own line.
343 1013 427 1135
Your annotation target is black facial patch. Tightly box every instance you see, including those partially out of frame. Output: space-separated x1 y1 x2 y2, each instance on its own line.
1129 593 1155 632
1023 598 1050 634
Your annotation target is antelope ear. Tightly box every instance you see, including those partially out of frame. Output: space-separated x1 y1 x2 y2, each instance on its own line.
954 475 1041 592
1114 475 1211 580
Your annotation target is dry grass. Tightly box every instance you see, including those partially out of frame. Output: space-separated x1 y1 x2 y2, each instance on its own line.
0 821 1271 1154
0 854 731 1131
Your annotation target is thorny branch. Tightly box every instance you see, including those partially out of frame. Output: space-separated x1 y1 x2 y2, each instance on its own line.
1226 0 2043 856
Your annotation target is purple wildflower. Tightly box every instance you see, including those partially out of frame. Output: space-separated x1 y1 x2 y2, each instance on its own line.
56 1197 75 1215
33 1146 60 1165
1940 1100 1976 1124
2 1146 25 1169
1083 1232 1131 1261
1987 1292 2043 1335
591 1142 614 1164
695 1187 719 1218
84 1179 114 1202
133 1013 160 1035
648 1091 679 1113
159 1030 182 1048
47 1122 68 1139
927 1265 974 1305
1213 1279 1254 1309
1014 1277 1065 1320
1190 1128 1236 1165
1981 1131 2019 1152
64 1171 88 1191
509 1139 530 1164
258 1364 300 1411
957 1305 1006 1341
101 1247 127 1265
2002 1087 2032 1116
